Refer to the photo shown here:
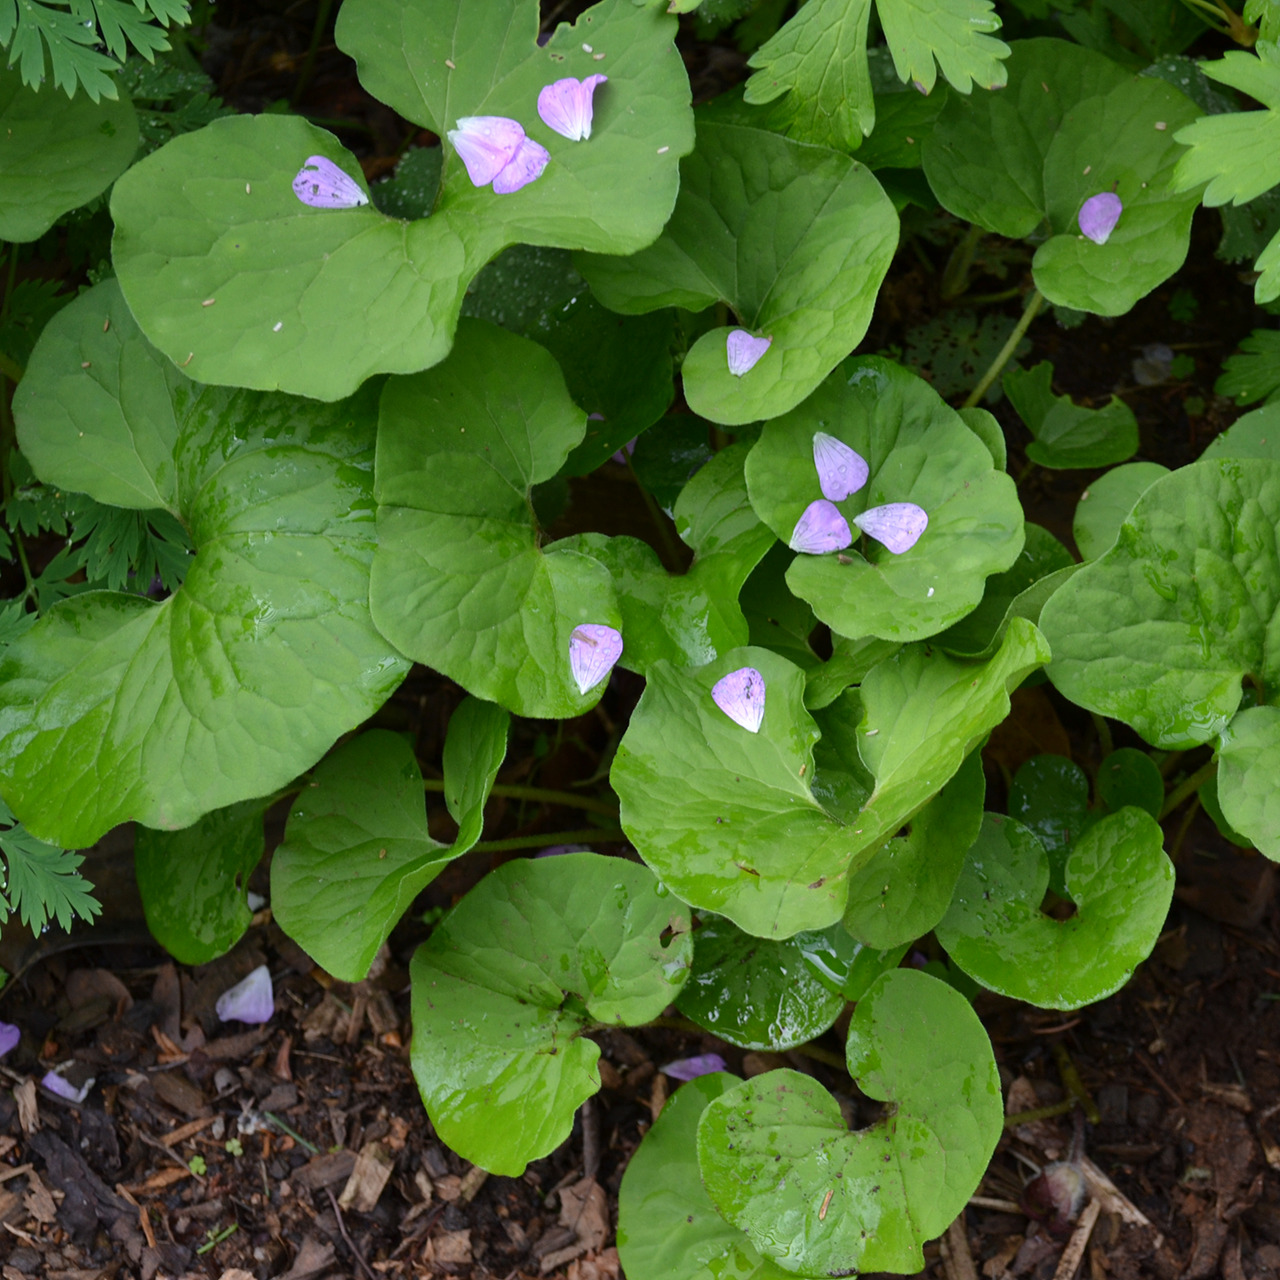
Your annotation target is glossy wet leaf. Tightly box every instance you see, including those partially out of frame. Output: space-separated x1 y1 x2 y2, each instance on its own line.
1004 362 1139 469
111 0 693 399
923 38 1202 315
740 543 821 671
617 1071 792 1280
565 446 776 673
3 281 409 848
461 246 675 476
273 701 508 982
1042 459 1280 749
960 405 1007 471
935 523 1074 659
675 914 846 1050
1199 772 1253 848
841 749 985 949
409 852 692 1175
1096 747 1164 821
578 118 898 426
370 319 621 719
697 969 1002 1276
1072 461 1170 561
937 809 1173 1009
1217 705 1280 858
1008 753 1091 896
745 357 1025 643
1199 402 1280 464
134 801 266 966
631 417 715 515
803 634 902 712
0 67 139 243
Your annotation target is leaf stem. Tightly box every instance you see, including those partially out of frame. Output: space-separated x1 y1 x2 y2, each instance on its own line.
962 288 1043 410
422 779 619 818
1160 759 1217 820
941 223 985 301
291 0 335 104
1004 1097 1076 1128
468 828 625 854
627 452 685 571
1090 712 1114 760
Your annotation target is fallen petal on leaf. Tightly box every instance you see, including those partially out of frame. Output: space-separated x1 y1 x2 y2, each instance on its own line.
712 667 766 734
790 499 853 555
726 330 772 376
291 156 369 209
661 1053 727 1082
1078 192 1122 245
447 116 527 187
492 136 551 194
813 431 869 501
538 74 608 141
853 502 929 554
569 624 624 695
215 964 275 1025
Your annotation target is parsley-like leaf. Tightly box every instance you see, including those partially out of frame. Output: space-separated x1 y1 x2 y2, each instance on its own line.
874 0 1008 96
1216 327 1280 405
66 496 193 593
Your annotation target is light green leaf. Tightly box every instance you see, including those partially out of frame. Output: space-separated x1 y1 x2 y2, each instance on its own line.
1217 705 1280 858
578 118 898 426
1257 226 1280 305
0 800 99 936
1042 459 1280 749
1200 402 1280 462
0 66 139 243
369 319 620 719
1072 460 1170 561
875 0 1009 98
134 801 266 966
745 357 1025 643
959 405 1007 471
1004 361 1139 469
111 0 693 400
273 702 508 982
697 969 1002 1276
676 914 846 1050
841 747 984 948
937 809 1174 1008
1216 331 1280 407
3 280 409 848
803 633 901 711
409 852 692 1175
617 1072 793 1280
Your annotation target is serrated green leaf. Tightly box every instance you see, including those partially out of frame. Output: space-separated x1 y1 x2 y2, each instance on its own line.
1004 361 1139 469
937 808 1173 1008
3 279 409 848
0 816 99 935
876 0 1009 97
3 1 122 100
1257 226 1280 304
409 852 692 1175
1217 329 1280 406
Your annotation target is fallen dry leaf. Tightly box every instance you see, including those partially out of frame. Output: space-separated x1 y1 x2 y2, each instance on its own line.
338 1139 394 1213
423 1229 472 1265
560 1176 609 1253
13 1081 37 1135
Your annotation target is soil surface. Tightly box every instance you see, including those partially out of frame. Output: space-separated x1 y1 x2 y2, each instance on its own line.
3 2 1278 1279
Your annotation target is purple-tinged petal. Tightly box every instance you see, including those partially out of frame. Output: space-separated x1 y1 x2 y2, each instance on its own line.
790 499 853 555
538 74 608 141
853 502 928 554
569 624 623 695
215 964 274 1025
661 1053 728 1082
42 1071 93 1103
813 432 869 502
1078 192 1122 245
447 116 526 187
712 667 766 734
291 156 369 209
726 329 772 377
492 136 551 194
0 1023 18 1058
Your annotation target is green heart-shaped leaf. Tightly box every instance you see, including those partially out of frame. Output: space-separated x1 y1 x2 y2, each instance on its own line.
1199 402 1280 463
841 748 984 949
1042 459 1280 749
1096 747 1164 821
923 38 1201 315
1072 461 1170 561
578 118 898 426
0 68 139 244
1008 753 1091 893
110 0 692 400
697 969 1002 1276
746 357 1025 643
273 699 508 982
1004 361 1139 469
135 801 266 966
4 280 409 848
369 318 620 718
937 808 1173 1008
676 914 846 1050
409 851 692 1175
1217 705 1280 857
617 1071 792 1280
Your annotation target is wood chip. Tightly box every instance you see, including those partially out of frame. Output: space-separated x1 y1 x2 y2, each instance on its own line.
122 1166 190 1193
13 1081 37 1134
337 1140 393 1213
1052 1198 1101 1280
433 1174 462 1202
151 1071 210 1118
458 1164 488 1203
423 1229 471 1265
293 1149 356 1191
22 1171 57 1224
160 1115 216 1147
559 1176 609 1253
217 1271 257 1280
942 1215 980 1280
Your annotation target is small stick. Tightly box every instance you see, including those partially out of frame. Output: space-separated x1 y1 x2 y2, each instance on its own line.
1052 1199 1101 1280
326 1186 379 1280
819 1189 834 1221
1052 1043 1102 1124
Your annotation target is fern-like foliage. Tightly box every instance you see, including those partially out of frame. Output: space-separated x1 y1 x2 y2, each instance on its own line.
0 0 192 101
0 798 99 937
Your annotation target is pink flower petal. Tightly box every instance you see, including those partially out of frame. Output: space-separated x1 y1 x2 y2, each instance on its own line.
853 502 928 554
569 624 623 695
661 1053 727 1082
726 330 772 377
790 499 853 555
215 964 274 1025
538 74 608 141
712 667 766 734
813 432 869 502
1078 192 1122 245
447 116 527 187
0 1023 17 1058
492 136 551 194
291 156 369 209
